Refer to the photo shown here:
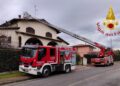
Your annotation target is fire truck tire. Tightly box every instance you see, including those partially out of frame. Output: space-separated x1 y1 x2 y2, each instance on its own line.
42 66 51 77
111 62 114 65
65 65 71 73
106 61 110 66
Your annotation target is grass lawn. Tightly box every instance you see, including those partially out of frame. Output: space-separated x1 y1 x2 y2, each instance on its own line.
0 71 26 79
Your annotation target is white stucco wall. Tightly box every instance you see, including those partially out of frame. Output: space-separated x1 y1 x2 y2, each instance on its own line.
0 20 68 48
17 21 58 39
0 30 18 47
18 35 65 47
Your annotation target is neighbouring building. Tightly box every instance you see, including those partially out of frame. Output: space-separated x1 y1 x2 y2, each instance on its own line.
0 13 69 48
73 44 95 57
73 44 95 65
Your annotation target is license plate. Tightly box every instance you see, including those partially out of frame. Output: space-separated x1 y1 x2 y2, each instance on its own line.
25 69 28 72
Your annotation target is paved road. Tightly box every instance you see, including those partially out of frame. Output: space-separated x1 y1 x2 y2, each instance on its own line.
3 63 120 86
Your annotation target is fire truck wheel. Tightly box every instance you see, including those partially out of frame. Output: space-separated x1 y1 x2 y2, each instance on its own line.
65 65 71 73
106 61 110 66
42 67 51 77
111 62 114 65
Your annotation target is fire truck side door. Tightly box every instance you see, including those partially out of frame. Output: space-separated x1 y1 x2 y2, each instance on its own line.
38 48 47 61
49 48 56 62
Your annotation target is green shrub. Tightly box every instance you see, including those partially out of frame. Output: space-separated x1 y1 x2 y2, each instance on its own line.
76 54 81 65
84 54 97 64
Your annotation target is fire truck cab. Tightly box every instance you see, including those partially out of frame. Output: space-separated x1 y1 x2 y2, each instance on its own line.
19 45 76 77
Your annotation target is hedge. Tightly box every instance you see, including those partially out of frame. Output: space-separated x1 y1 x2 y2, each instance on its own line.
0 48 21 72
84 54 97 64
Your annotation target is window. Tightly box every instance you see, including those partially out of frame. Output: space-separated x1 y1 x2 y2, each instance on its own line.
38 48 46 61
22 48 37 58
8 36 11 43
0 35 7 42
26 27 35 34
18 36 21 47
46 32 52 38
50 48 55 57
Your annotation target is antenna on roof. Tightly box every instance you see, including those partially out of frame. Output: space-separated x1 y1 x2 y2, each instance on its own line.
34 5 37 17
23 12 33 19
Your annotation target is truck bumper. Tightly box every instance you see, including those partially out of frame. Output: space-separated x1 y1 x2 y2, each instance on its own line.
91 62 105 65
19 65 39 75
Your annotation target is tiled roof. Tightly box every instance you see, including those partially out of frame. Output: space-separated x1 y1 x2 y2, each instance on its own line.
0 18 60 33
72 44 95 48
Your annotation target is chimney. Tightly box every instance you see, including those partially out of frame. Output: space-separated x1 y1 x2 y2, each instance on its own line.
18 15 21 19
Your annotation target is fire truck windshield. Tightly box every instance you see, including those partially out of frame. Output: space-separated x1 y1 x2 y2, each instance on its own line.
21 48 37 58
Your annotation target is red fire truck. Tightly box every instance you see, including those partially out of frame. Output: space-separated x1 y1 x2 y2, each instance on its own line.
19 45 76 76
91 43 114 66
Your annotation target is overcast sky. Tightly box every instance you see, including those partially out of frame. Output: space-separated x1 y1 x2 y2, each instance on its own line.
0 0 120 48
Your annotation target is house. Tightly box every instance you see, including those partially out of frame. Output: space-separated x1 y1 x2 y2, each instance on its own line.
73 44 95 65
0 14 69 48
73 44 95 57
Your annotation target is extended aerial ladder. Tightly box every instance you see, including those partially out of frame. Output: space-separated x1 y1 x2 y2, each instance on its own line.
24 12 114 66
40 19 114 65
24 12 104 48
